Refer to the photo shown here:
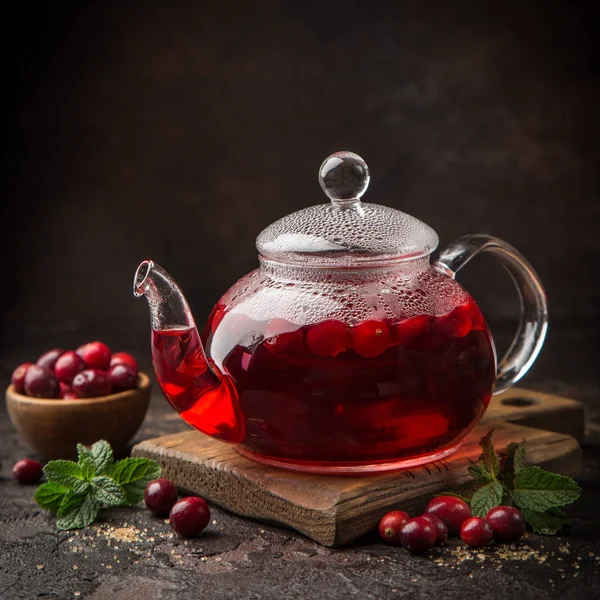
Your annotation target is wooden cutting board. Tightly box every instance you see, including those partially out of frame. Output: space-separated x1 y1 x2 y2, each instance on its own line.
132 387 584 547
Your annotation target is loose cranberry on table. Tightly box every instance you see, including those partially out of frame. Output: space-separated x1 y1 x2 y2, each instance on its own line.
82 341 112 370
144 478 178 516
400 516 437 554
110 351 139 374
11 362 33 394
13 459 43 483
55 351 86 384
425 496 471 535
24 365 60 398
420 513 449 545
108 364 138 392
378 510 410 544
460 516 494 548
169 497 211 537
486 506 526 543
72 369 112 398
36 348 65 373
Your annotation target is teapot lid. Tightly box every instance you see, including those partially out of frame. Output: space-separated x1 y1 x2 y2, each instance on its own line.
256 151 439 266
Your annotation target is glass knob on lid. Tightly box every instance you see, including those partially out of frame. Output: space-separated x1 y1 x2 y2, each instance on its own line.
319 151 370 206
256 151 439 266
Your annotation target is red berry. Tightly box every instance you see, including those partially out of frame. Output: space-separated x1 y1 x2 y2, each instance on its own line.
11 362 33 393
461 516 494 548
72 369 112 397
144 478 178 516
263 319 304 356
350 320 389 358
75 344 87 359
469 301 486 331
485 506 526 544
110 351 139 374
390 314 431 346
24 365 60 398
306 320 349 357
55 351 86 383
82 341 112 370
108 364 138 392
400 516 437 553
420 513 449 545
169 497 211 537
432 305 472 339
61 389 80 400
13 459 43 483
378 510 410 544
36 348 65 373
425 496 471 535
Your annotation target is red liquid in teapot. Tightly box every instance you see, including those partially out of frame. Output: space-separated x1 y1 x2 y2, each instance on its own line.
151 298 495 469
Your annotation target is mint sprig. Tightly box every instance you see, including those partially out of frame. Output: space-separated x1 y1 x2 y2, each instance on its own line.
436 428 581 535
35 440 161 530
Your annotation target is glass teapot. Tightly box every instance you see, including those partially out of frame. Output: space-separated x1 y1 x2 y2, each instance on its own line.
134 152 547 473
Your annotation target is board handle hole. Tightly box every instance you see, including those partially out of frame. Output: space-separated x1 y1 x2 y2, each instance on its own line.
500 397 539 407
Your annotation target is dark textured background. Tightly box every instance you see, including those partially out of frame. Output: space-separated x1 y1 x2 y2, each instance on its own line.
1 0 598 357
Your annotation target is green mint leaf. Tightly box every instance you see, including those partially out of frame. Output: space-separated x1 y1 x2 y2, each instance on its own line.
471 481 504 517
77 443 93 464
89 440 114 474
468 464 493 484
91 476 127 507
56 491 99 530
521 507 570 535
78 440 114 475
34 482 69 513
43 460 85 488
72 480 91 495
110 458 161 505
80 457 96 481
503 440 527 490
479 429 499 479
512 466 581 511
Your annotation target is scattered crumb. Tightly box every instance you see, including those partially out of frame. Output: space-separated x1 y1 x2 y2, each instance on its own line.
74 593 81 597
36 564 44 570
102 526 143 544
559 544 570 555
73 565 78 570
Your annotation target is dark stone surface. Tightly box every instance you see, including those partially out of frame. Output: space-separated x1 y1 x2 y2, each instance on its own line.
0 326 599 600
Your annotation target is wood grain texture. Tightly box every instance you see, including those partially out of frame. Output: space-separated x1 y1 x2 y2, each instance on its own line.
132 387 583 546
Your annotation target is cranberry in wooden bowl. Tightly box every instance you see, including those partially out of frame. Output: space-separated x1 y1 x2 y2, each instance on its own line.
5 345 151 460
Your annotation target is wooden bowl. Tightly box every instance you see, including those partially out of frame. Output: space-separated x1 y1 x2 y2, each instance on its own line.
5 372 152 461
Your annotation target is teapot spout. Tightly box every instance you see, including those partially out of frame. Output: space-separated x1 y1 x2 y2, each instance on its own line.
133 260 196 331
133 260 244 444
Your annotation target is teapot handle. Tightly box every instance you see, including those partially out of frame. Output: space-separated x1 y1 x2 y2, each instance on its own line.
433 234 548 394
